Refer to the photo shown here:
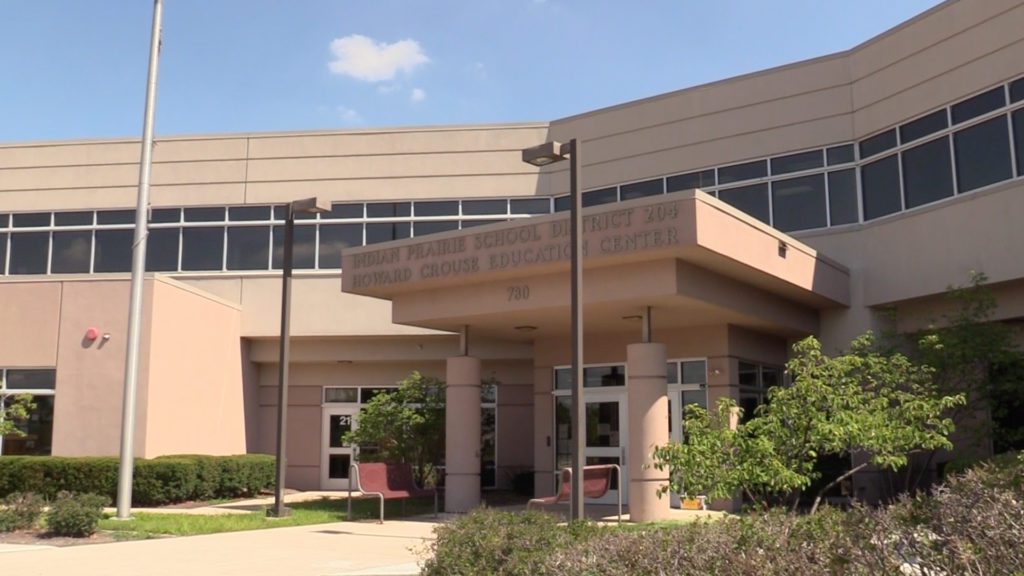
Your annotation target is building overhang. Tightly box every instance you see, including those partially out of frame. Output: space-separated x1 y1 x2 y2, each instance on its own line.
342 190 850 339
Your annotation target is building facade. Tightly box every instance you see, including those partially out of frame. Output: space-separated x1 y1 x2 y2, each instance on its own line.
2 0 1023 518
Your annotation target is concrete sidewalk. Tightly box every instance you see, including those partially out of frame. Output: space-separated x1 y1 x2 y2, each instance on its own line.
0 517 437 576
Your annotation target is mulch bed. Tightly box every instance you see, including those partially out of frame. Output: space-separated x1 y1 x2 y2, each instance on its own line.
0 529 120 547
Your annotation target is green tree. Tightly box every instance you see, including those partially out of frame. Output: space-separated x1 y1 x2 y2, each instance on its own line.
0 394 35 439
653 334 964 513
343 371 445 486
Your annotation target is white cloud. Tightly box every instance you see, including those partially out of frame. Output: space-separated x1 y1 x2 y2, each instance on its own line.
337 106 362 123
328 34 429 82
410 88 426 103
377 84 399 94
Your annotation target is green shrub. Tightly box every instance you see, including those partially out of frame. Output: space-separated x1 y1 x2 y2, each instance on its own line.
45 492 109 537
0 454 275 506
421 507 600 576
0 492 45 532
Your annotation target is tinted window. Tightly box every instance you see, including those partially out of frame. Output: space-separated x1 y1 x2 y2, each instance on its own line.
771 174 826 232
827 169 859 226
228 206 272 221
54 211 93 226
94 229 133 273
12 213 50 228
9 232 49 274
681 360 707 385
770 150 822 175
325 204 363 219
366 202 411 218
146 228 180 271
899 109 949 144
952 87 1005 124
902 136 954 209
318 224 363 268
6 369 56 390
0 214 9 228
181 227 224 270
666 169 715 192
718 160 767 184
272 225 316 269
1013 109 1024 177
414 201 458 217
1011 78 1024 103
826 144 855 165
462 200 507 215
413 221 459 236
718 183 770 224
150 208 181 223
553 196 570 212
619 179 663 200
582 187 617 207
861 155 902 220
226 226 270 270
510 198 551 214
954 116 1013 193
184 207 225 222
859 129 897 159
0 234 6 274
51 231 92 273
365 222 411 244
96 210 134 225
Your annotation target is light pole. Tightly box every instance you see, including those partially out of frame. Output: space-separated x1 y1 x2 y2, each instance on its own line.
269 196 329 518
522 139 585 522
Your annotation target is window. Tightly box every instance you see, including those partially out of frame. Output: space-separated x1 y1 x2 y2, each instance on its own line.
718 160 767 185
226 226 271 270
228 206 272 221
365 222 411 244
554 365 626 390
184 207 225 222
462 200 508 216
413 221 459 237
1013 109 1024 177
666 169 715 192
97 210 134 225
318 224 363 268
181 227 224 271
859 129 897 159
13 213 50 228
1011 78 1024 103
151 208 181 223
951 87 1005 124
94 229 133 273
54 211 92 226
826 144 855 166
510 198 551 215
737 361 782 423
325 204 363 219
954 116 1013 193
861 154 901 220
553 196 570 212
899 110 948 144
902 136 953 208
619 179 664 200
0 234 6 275
718 183 770 224
9 233 49 275
50 231 92 274
582 187 617 207
1 368 56 456
771 150 823 176
828 170 859 226
146 228 180 272
414 201 459 217
272 225 316 269
366 202 411 218
771 174 827 232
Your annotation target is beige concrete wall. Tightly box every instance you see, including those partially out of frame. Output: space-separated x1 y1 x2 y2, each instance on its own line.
0 281 62 367
141 278 248 457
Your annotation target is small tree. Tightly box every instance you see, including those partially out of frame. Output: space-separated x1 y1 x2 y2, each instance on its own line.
0 394 35 439
653 333 964 513
343 371 445 486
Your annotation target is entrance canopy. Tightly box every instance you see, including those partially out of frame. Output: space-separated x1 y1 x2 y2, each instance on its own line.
342 190 850 340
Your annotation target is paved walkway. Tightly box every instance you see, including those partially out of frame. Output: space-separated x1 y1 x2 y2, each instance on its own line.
0 517 436 576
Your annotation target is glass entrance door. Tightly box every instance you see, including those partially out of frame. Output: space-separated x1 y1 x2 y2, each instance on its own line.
554 393 627 504
321 406 358 490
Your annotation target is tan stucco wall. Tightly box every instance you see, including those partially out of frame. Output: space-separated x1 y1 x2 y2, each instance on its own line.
0 282 62 367
141 278 248 457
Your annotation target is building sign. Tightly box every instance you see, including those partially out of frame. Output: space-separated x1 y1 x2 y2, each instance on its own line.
345 200 686 291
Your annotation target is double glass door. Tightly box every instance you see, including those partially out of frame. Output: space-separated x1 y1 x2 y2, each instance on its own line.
554 392 627 504
321 406 358 490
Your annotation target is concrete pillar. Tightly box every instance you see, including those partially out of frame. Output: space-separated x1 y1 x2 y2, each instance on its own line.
445 356 481 512
627 342 671 522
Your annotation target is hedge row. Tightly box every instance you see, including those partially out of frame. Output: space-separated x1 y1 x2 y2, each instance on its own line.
0 454 274 506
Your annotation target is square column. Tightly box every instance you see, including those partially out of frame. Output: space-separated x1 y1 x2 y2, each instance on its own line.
627 342 671 522
445 355 481 512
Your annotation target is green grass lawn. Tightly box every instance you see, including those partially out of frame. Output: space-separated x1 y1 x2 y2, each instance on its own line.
98 496 439 540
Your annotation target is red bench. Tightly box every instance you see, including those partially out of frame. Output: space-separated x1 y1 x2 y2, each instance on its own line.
526 464 622 523
347 462 439 523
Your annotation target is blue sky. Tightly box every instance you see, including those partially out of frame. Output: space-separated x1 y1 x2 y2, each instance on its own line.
0 0 943 143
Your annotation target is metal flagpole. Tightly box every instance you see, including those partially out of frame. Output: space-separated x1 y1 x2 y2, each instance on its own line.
116 0 164 520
